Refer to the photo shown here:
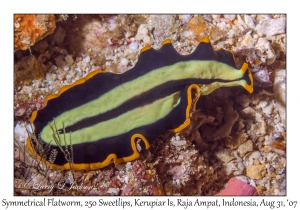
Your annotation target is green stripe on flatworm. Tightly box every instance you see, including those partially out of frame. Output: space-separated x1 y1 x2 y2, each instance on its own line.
41 91 182 145
41 60 246 133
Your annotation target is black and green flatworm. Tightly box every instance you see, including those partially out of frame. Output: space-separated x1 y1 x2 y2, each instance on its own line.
27 37 253 170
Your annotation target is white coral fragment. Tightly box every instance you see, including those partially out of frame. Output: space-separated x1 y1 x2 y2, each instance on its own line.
55 55 69 71
255 38 276 65
135 24 153 45
171 140 187 147
107 188 120 195
211 15 221 23
273 69 286 126
255 17 286 37
14 123 29 143
248 151 261 166
224 14 236 21
237 15 247 28
237 140 253 157
244 15 255 29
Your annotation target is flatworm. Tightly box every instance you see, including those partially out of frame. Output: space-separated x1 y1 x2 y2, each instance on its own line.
27 37 253 170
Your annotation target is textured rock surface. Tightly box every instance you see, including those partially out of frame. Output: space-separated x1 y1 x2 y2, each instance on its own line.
14 14 56 52
246 164 267 179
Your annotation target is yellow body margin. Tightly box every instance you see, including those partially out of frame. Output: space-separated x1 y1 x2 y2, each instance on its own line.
26 129 151 170
173 84 201 133
140 38 172 53
243 63 254 93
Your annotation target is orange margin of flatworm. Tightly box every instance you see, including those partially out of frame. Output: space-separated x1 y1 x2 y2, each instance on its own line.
26 37 212 171
27 131 151 170
172 84 201 133
242 63 254 93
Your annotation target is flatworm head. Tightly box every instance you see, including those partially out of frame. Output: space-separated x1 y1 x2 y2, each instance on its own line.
27 37 253 170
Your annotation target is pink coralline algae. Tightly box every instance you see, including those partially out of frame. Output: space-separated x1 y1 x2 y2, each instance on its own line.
215 178 258 196
234 48 262 66
234 48 272 86
14 93 45 119
252 66 272 86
